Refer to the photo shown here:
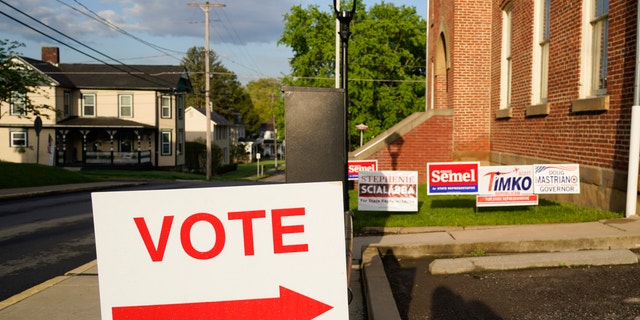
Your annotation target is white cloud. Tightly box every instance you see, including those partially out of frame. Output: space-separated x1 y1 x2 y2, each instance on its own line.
0 0 426 82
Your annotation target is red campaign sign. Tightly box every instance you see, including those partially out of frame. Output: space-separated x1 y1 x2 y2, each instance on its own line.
427 162 479 195
348 160 378 180
112 286 332 320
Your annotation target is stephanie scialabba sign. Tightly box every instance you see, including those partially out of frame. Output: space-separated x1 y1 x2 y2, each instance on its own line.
358 171 418 212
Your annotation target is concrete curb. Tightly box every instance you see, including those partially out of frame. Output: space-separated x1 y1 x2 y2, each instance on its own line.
360 228 640 320
361 246 401 320
429 249 639 274
0 182 145 201
0 260 98 311
372 234 640 258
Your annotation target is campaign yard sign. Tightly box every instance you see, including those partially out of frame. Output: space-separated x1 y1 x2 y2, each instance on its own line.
347 160 378 180
477 165 538 207
358 171 418 212
533 164 581 194
91 182 348 320
427 162 480 195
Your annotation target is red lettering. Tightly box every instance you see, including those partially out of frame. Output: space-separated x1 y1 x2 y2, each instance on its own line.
180 213 226 260
227 210 266 256
134 207 309 261
272 208 308 254
134 216 174 262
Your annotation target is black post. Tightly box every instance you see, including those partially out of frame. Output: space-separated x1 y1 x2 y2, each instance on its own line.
334 0 356 212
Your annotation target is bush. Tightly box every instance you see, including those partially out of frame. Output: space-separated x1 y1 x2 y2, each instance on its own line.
216 163 238 175
185 140 223 174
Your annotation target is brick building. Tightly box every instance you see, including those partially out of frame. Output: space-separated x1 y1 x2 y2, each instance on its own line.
352 0 639 214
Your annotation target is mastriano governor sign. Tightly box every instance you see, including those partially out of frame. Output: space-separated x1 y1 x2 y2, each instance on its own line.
91 182 348 320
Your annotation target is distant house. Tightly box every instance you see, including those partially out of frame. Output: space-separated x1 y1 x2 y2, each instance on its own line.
0 47 192 169
184 106 232 164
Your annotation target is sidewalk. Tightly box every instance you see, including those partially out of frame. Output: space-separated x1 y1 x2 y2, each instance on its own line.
2 181 640 319
0 181 145 201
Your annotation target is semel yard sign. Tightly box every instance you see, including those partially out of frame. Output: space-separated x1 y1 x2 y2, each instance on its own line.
348 160 378 180
427 162 480 195
91 182 348 320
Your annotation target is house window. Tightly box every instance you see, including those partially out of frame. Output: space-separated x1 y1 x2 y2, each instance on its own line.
10 131 27 147
161 131 172 156
500 3 513 109
64 91 71 116
10 92 26 116
591 0 608 95
161 96 171 118
532 0 550 104
119 94 133 117
581 0 609 97
82 93 96 116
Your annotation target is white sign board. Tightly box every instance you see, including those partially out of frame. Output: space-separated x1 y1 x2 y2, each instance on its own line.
477 165 538 207
92 182 348 320
533 164 581 194
358 171 418 212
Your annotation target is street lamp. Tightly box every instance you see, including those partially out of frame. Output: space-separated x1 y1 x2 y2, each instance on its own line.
355 123 368 147
333 0 356 213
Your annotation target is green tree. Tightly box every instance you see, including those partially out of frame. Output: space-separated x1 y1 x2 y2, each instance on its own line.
181 47 252 121
279 2 426 149
245 78 284 137
0 40 54 119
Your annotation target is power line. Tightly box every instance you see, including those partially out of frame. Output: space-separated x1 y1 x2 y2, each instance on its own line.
62 0 185 59
0 0 178 88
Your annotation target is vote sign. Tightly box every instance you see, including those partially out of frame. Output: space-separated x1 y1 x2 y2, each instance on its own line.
92 182 348 320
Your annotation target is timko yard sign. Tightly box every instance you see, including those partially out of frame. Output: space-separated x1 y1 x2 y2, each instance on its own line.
477 165 538 207
427 162 480 195
91 182 348 320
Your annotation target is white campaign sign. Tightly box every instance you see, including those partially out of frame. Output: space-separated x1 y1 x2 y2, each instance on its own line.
92 182 348 320
358 171 418 212
533 164 581 194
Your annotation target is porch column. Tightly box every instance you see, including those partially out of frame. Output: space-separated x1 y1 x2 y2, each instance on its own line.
80 130 90 164
134 130 142 164
107 130 117 165
58 129 69 165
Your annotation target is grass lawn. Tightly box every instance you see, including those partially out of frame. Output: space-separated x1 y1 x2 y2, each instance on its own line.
0 161 623 232
349 184 622 233
0 162 99 188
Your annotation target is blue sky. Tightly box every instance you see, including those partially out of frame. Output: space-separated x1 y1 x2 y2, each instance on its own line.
1 0 426 84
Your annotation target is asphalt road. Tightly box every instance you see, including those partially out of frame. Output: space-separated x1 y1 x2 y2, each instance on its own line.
383 253 640 320
0 180 265 302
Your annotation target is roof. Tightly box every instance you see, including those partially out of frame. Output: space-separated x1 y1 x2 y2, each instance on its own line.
190 107 231 125
20 57 191 92
56 116 154 129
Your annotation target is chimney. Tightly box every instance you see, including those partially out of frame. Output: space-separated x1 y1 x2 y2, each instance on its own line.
41 47 59 65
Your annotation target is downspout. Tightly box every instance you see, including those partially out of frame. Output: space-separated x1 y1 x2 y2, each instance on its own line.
625 0 640 217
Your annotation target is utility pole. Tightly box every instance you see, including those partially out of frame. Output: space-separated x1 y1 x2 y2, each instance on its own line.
188 1 225 180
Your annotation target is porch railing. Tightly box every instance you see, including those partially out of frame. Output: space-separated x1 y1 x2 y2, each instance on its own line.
84 151 152 165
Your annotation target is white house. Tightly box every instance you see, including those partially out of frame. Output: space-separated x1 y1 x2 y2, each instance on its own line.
185 106 232 164
0 47 191 169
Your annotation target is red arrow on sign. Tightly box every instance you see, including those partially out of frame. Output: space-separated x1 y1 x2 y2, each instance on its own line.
111 286 333 320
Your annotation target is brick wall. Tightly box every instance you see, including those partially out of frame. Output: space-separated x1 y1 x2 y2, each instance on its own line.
491 0 637 172
451 0 492 157
368 115 453 183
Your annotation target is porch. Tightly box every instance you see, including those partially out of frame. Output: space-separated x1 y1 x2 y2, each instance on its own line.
54 117 156 169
